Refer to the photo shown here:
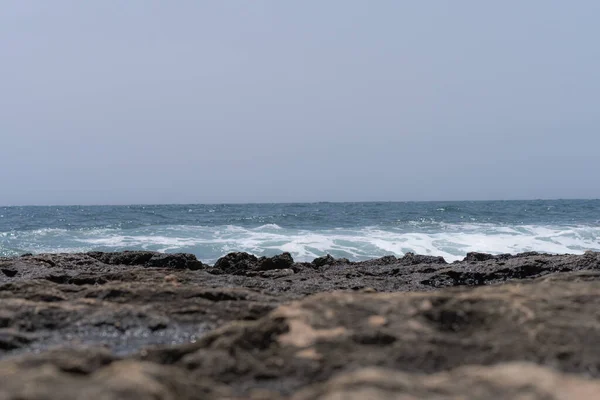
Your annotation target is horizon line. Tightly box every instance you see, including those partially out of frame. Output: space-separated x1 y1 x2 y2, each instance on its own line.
2 197 599 208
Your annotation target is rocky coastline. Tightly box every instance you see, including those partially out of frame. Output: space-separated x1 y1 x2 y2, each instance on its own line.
2 250 600 399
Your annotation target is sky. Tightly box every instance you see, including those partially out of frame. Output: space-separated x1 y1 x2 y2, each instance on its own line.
1 1 599 205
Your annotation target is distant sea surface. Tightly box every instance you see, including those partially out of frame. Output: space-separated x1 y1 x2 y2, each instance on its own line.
1 200 599 263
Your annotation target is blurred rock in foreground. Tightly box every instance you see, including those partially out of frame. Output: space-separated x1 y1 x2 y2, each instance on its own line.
1 250 600 399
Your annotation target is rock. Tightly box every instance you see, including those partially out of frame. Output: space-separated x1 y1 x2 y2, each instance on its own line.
292 363 600 400
9 347 116 374
87 251 205 270
397 252 447 265
145 253 205 270
368 255 398 265
354 253 447 267
258 269 295 279
312 254 349 267
0 268 17 278
87 251 156 265
257 252 295 271
1 251 600 398
465 252 498 262
0 329 34 351
3 251 600 297
0 279 277 357
419 252 600 288
212 252 259 274
140 270 600 395
0 360 233 400
212 252 295 275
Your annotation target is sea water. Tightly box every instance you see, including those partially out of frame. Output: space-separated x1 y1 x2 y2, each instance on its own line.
1 200 599 263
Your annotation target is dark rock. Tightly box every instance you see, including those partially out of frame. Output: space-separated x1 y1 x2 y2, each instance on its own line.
212 252 295 275
374 255 398 265
398 252 447 265
257 252 294 271
0 269 17 278
312 254 336 267
212 252 259 274
353 253 447 268
420 252 600 289
0 329 34 350
87 251 156 266
312 254 349 267
465 252 497 262
146 253 204 270
86 251 204 270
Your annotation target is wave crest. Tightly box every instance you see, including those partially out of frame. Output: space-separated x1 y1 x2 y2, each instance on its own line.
2 223 599 263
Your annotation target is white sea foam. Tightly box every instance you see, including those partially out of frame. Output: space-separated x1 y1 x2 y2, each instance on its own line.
2 223 599 263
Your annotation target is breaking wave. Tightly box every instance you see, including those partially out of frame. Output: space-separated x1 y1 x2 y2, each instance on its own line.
2 223 599 263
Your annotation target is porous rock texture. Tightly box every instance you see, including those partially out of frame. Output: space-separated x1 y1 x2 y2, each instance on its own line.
1 250 600 399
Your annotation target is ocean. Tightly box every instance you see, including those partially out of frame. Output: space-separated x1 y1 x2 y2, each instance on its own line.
1 200 599 264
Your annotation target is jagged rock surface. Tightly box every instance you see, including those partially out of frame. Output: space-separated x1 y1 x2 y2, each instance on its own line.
1 251 600 399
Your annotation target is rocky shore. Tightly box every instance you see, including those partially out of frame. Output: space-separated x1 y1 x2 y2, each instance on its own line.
2 250 600 399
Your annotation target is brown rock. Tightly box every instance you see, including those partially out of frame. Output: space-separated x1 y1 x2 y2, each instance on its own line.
292 363 600 400
1 251 600 398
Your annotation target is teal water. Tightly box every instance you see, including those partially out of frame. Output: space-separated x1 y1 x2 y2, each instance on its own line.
1 200 599 263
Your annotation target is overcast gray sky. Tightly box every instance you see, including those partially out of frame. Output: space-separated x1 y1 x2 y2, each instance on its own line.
1 1 599 205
